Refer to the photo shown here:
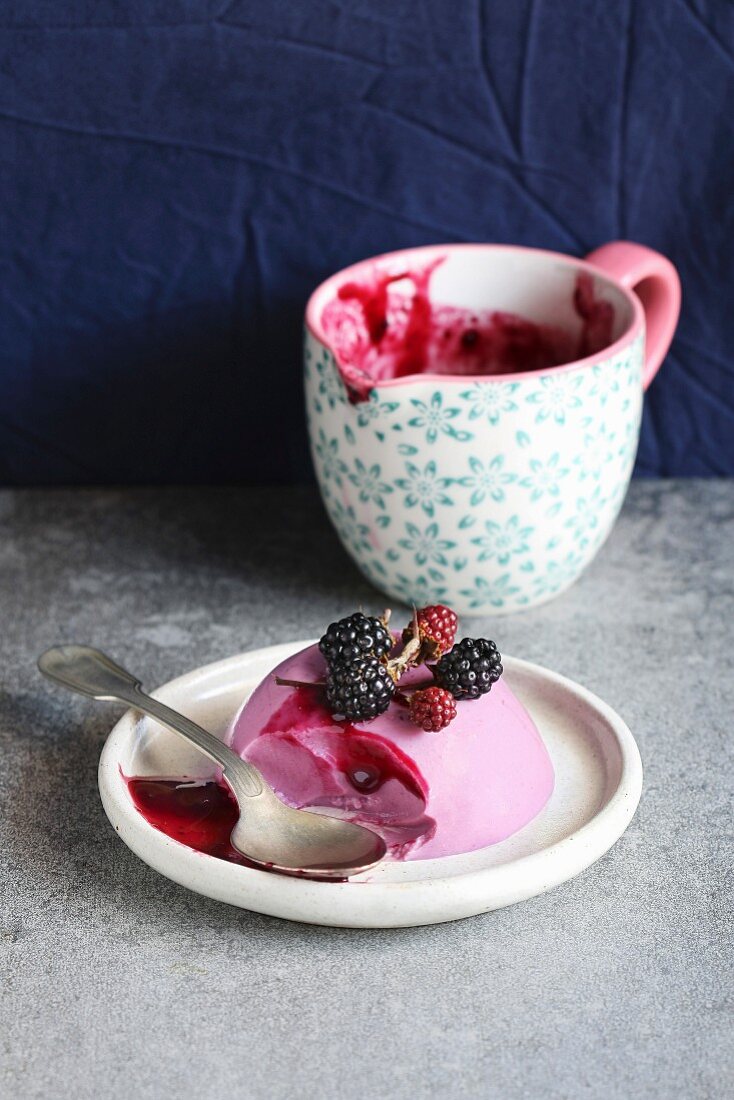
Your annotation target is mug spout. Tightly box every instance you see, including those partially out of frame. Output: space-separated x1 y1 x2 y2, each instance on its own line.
335 355 378 403
306 254 448 402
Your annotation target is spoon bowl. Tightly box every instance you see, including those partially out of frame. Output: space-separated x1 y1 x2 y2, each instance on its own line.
38 645 387 880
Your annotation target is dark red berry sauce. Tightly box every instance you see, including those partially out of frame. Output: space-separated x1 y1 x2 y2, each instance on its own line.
126 776 256 867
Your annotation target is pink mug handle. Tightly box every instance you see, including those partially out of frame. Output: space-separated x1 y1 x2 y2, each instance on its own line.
585 241 681 390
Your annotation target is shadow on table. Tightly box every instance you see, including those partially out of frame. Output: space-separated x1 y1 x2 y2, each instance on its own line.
58 483 389 614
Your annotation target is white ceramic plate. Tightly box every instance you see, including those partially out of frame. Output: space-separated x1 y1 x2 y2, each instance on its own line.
99 642 642 928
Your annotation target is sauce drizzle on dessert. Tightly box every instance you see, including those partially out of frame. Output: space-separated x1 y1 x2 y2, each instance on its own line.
259 686 428 801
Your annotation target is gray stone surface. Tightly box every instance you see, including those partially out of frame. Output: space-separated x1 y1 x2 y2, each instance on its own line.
1 481 732 1100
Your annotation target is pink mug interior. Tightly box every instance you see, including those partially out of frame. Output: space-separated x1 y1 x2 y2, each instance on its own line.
306 244 645 401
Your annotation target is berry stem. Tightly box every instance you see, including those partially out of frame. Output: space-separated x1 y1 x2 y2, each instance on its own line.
274 676 325 690
394 679 435 694
386 605 422 680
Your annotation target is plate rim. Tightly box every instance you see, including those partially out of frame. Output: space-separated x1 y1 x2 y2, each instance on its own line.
98 642 643 928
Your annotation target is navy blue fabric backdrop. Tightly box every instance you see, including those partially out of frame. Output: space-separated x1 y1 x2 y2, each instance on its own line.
1 1 733 484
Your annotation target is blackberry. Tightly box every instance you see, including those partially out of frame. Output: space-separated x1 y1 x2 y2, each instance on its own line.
433 637 503 701
325 656 395 721
319 611 392 667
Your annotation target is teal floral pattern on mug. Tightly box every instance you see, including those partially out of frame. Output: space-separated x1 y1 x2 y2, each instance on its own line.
305 334 644 614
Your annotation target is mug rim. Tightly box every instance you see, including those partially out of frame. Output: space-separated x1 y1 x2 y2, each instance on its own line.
305 242 645 388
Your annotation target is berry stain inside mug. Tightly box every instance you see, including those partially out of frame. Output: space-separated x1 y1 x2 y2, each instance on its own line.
321 257 615 400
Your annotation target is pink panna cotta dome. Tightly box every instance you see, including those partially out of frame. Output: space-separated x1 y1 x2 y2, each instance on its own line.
228 644 555 861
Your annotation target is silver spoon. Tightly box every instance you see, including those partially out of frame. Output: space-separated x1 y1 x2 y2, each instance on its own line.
38 645 386 880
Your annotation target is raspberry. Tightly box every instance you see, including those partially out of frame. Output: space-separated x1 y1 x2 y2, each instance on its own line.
409 687 457 732
325 656 395 721
319 612 392 667
433 637 502 701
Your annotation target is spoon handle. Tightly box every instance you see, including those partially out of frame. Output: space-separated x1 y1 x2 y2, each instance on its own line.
122 688 263 797
38 645 263 797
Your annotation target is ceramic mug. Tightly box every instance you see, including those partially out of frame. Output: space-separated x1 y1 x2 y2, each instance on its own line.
304 242 680 615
